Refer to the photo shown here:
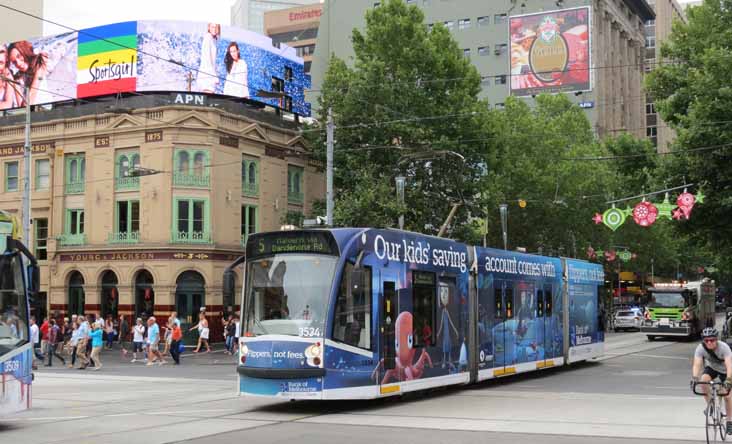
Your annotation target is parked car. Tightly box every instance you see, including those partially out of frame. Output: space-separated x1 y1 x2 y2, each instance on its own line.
614 308 643 332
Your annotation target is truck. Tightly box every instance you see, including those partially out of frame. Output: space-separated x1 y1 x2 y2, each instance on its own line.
641 279 716 341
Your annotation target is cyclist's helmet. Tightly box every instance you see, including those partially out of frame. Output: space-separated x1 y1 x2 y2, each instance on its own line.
702 327 719 339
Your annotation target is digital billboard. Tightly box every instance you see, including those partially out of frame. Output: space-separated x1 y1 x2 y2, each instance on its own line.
509 7 591 97
0 20 311 116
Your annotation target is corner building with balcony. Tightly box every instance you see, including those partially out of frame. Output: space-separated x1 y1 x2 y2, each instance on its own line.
0 94 324 343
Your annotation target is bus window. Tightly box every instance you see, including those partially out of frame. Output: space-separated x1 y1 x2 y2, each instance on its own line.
506 286 514 319
413 271 436 347
333 263 372 350
494 287 503 319
537 289 544 318
545 287 553 317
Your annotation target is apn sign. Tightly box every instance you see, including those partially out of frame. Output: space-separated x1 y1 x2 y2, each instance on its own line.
174 93 206 106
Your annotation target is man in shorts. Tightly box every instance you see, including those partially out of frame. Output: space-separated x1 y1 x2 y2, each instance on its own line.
146 316 165 366
693 327 732 434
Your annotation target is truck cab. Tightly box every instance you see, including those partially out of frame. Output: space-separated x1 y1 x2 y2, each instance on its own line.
641 280 715 340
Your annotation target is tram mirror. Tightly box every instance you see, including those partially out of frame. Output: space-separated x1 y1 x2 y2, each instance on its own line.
223 270 236 303
351 268 367 292
27 264 40 295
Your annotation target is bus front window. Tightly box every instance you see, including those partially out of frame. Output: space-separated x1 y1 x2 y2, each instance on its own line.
0 254 29 354
244 254 337 338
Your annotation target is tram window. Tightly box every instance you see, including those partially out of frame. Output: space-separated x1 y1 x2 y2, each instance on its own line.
506 287 514 319
413 271 436 347
494 287 503 319
333 263 372 350
545 288 553 316
537 289 544 318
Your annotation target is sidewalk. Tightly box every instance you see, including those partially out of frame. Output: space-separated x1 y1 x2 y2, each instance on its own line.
36 342 239 370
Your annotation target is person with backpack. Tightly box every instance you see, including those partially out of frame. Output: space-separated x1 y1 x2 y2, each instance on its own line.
170 321 183 365
45 319 66 367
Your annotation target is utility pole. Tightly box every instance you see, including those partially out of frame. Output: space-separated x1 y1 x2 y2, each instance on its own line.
326 107 334 226
22 85 31 246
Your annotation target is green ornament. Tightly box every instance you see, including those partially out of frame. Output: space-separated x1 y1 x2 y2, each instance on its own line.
603 207 626 231
696 190 705 204
656 194 676 220
618 250 632 262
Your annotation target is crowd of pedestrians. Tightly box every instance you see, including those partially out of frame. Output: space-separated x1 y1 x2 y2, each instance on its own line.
29 310 232 371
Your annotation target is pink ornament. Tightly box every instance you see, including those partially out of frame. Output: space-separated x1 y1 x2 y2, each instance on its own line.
605 250 616 262
672 208 684 220
586 246 596 259
633 201 659 227
676 191 695 218
592 213 603 224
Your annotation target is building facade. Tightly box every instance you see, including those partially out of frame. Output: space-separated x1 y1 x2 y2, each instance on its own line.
644 0 686 152
0 0 43 43
231 0 322 35
311 0 654 139
0 94 324 343
264 3 324 74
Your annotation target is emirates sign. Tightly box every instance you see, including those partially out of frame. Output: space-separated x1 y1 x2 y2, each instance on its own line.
289 9 322 22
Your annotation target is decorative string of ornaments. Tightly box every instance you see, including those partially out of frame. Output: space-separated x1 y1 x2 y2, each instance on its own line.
592 190 704 231
586 246 636 263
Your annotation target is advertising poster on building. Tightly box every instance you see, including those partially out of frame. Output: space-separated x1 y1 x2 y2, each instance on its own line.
136 20 311 116
509 7 591 96
1 20 310 116
76 22 138 98
1 32 77 110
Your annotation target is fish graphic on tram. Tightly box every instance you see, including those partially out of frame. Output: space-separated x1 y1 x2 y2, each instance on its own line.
225 228 604 400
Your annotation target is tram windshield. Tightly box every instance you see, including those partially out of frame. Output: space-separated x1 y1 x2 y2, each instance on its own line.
243 254 338 338
0 254 29 355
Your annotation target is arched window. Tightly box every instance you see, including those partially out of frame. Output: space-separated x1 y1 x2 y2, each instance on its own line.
248 162 256 185
294 172 301 194
69 159 77 181
80 158 86 181
175 270 206 343
134 270 155 319
118 155 129 178
131 154 141 170
68 271 85 316
100 270 119 319
177 151 190 174
193 152 205 175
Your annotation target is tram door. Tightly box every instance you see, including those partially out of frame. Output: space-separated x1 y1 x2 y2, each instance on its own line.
493 281 514 372
379 280 398 388
537 284 555 364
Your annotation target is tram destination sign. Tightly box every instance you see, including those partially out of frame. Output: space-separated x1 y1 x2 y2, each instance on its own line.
247 231 339 259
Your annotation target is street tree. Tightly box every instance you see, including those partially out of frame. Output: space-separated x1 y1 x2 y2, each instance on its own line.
645 0 732 276
313 0 492 236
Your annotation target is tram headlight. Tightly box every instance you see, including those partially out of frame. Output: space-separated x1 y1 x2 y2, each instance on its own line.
240 344 249 356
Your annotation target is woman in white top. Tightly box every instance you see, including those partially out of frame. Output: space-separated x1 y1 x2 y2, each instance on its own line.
189 312 211 353
223 42 249 98
196 23 219 93
0 47 16 109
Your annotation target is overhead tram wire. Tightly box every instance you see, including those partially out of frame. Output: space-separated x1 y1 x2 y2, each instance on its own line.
1 2 692 112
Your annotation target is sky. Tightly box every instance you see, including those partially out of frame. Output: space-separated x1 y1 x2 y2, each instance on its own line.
40 0 701 37
43 0 237 35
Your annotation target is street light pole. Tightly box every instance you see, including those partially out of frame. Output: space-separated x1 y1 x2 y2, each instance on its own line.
395 175 405 230
22 84 31 246
499 204 508 250
326 107 334 226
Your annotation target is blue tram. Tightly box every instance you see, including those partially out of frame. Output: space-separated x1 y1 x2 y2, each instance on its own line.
229 228 604 400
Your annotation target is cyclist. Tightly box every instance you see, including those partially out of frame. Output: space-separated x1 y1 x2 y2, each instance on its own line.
693 327 732 434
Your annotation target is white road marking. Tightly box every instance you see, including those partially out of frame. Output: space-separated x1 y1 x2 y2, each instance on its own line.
633 354 690 360
3 416 90 421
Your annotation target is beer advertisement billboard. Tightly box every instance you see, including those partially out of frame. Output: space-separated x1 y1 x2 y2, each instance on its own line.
509 7 591 97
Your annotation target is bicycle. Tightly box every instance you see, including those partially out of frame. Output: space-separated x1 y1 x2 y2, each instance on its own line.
693 380 731 443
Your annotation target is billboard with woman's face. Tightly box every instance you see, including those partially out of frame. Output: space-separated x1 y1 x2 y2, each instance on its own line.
0 20 311 116
509 7 591 97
